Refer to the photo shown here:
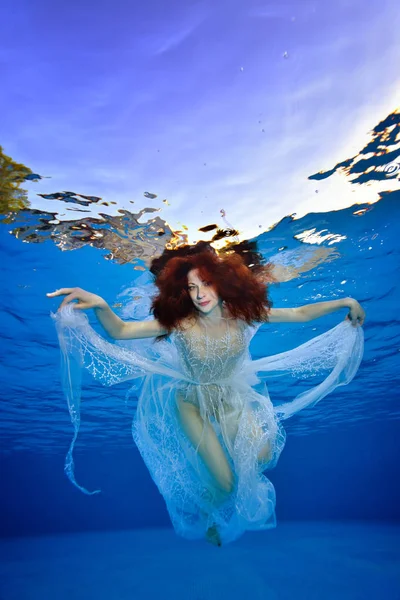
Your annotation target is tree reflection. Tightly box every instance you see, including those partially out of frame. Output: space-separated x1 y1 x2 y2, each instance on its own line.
0 146 34 216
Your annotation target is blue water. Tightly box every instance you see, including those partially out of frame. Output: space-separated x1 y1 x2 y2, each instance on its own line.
1 188 400 597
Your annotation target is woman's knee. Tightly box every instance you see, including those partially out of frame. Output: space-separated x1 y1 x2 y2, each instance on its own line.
250 422 273 463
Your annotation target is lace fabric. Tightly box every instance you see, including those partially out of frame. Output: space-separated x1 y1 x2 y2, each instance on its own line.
53 305 363 543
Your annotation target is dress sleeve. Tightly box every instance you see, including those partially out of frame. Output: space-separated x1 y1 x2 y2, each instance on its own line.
242 320 364 420
52 305 182 494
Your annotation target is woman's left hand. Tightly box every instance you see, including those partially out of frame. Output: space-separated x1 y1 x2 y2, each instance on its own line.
346 299 366 327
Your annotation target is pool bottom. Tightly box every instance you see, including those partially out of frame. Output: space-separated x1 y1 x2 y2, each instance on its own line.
0 521 399 599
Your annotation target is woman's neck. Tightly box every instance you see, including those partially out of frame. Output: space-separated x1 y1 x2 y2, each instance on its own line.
197 301 230 324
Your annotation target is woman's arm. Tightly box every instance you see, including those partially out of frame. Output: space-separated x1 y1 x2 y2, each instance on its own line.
94 305 167 339
47 287 167 340
267 297 365 326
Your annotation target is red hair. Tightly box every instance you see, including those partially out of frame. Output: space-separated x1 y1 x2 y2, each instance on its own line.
151 250 272 333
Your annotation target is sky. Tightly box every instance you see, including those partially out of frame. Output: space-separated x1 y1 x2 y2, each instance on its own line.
2 0 400 241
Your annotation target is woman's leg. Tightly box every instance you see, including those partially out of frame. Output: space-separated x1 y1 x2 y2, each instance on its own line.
176 397 235 503
220 405 273 465
246 411 273 464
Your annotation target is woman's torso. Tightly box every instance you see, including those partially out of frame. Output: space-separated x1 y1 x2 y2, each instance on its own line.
171 316 250 384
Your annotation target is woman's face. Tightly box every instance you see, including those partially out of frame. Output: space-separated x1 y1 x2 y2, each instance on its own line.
187 269 220 315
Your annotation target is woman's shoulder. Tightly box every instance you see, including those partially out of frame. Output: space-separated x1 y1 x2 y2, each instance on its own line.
171 314 260 338
237 318 263 340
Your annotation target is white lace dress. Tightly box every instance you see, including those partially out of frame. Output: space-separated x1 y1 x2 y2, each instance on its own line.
54 307 363 544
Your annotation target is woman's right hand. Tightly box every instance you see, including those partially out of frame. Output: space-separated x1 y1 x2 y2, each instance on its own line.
46 287 107 311
346 298 366 327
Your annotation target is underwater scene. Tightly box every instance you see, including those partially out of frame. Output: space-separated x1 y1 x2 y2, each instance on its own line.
1 0 400 598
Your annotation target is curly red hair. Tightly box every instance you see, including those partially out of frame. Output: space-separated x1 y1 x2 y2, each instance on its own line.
151 250 272 333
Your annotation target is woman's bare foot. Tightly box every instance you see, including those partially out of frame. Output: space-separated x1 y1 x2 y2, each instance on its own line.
206 523 222 547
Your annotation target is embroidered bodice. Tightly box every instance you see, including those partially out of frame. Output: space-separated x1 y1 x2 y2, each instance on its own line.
171 318 249 384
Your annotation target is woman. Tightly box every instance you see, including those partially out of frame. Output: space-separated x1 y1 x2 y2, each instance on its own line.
47 246 365 546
